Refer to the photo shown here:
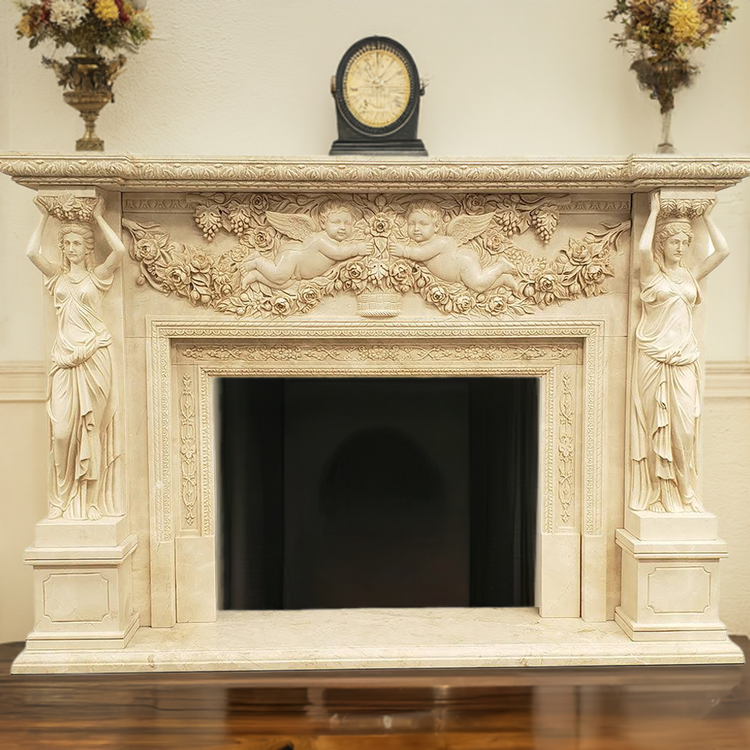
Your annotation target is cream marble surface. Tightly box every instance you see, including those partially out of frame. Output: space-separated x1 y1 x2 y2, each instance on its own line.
11 608 744 673
3 157 746 671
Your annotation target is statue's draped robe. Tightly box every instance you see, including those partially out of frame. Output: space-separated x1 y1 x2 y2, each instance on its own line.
45 271 121 519
631 269 702 512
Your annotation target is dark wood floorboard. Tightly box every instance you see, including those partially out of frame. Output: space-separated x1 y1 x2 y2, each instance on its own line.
1 638 749 749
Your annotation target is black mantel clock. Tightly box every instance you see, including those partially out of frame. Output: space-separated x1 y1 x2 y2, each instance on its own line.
330 36 428 156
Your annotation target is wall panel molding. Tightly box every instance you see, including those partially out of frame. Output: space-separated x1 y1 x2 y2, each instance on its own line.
705 361 750 399
0 362 45 402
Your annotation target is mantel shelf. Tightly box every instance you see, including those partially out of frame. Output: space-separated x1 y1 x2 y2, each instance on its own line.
1 153 749 192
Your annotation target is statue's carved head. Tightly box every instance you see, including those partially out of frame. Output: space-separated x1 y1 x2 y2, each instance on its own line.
654 218 694 270
59 222 95 272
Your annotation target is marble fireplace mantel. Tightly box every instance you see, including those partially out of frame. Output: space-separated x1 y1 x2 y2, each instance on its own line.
2 153 748 673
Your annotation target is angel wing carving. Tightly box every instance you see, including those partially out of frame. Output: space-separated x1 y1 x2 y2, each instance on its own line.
446 212 496 246
265 211 317 241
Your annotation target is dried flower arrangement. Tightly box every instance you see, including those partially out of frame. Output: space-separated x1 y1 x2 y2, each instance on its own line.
607 0 737 150
15 0 152 52
14 0 153 150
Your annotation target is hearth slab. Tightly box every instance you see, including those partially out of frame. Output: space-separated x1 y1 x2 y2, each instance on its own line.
11 608 744 674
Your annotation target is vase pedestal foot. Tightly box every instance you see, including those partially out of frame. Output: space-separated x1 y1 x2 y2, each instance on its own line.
657 141 678 154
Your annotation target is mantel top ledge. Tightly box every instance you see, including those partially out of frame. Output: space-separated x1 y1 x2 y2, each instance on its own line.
1 152 749 193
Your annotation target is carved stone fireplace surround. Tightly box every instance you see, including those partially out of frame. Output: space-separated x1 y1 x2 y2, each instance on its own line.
2 154 748 673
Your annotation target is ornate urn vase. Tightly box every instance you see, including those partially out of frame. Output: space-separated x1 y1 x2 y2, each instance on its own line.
44 51 126 152
608 0 737 154
14 0 152 151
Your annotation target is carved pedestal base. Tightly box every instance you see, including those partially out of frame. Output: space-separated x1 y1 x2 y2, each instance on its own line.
23 519 139 651
615 513 730 642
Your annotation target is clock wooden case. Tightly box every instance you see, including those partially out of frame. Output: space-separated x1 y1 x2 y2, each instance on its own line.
330 36 427 156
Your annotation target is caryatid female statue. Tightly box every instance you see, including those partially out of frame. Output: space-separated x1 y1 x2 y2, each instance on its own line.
631 193 729 513
27 197 124 521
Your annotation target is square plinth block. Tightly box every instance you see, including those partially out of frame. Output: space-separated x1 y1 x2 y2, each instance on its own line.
616 528 729 642
624 509 719 542
34 515 130 548
24 533 139 650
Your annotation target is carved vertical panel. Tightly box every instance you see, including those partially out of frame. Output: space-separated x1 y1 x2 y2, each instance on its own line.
179 373 197 529
199 369 214 536
558 371 575 527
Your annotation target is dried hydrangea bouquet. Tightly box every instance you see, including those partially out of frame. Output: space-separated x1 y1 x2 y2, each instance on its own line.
608 0 737 152
15 0 153 150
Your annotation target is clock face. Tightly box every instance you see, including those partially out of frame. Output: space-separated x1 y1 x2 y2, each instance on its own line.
334 37 420 137
343 47 411 129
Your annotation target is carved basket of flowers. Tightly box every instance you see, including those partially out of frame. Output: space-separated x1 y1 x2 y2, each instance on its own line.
15 0 153 151
607 0 737 153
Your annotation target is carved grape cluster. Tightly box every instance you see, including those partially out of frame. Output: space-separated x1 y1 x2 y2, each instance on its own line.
529 207 559 245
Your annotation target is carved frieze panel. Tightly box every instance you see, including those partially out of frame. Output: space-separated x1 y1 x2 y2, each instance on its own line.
124 193 629 318
177 340 580 365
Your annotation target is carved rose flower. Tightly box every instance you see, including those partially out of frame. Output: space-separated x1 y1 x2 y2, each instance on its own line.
344 261 366 280
189 252 212 273
454 294 474 313
427 284 449 305
567 239 592 265
535 271 558 293
462 194 486 214
533 270 560 306
486 291 512 314
582 263 605 284
483 232 505 252
389 260 413 290
250 194 269 213
133 238 160 263
271 296 292 315
298 284 320 308
250 226 276 252
165 265 190 290
369 213 393 237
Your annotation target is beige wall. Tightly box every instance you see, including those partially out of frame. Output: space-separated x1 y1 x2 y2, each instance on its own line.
703 364 750 638
1 0 749 641
0 367 47 644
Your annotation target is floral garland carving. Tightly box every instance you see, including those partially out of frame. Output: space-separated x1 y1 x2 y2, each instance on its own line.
124 193 629 318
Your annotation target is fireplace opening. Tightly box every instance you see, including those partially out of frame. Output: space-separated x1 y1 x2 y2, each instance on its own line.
217 377 538 611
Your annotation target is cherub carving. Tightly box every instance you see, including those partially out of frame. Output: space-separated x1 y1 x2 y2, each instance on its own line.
391 201 518 293
240 201 371 290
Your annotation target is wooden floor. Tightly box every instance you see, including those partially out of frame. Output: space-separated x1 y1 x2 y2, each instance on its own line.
2 639 749 749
